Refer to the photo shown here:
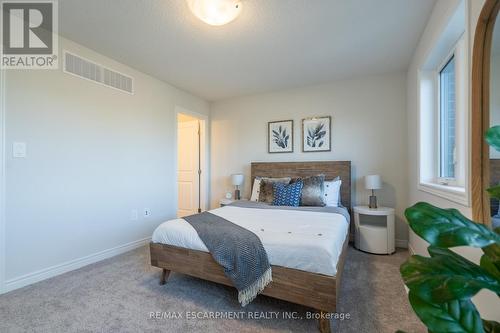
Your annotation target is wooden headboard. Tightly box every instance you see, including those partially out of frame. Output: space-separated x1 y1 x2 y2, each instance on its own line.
251 161 352 210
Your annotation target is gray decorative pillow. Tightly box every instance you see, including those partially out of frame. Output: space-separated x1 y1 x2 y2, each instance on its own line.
258 177 291 203
300 175 326 206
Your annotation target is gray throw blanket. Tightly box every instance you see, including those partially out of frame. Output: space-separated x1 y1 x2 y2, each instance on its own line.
183 212 272 307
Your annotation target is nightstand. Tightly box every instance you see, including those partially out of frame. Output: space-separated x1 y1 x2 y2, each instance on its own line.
220 199 235 207
354 206 395 254
220 198 247 207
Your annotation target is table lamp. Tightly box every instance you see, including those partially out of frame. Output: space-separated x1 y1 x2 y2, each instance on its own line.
231 174 244 200
365 175 382 209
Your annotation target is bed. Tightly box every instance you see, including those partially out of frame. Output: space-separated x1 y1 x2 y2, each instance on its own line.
150 161 352 333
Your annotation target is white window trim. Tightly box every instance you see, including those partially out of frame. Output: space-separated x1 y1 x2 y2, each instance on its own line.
419 181 467 204
418 33 469 207
436 50 458 186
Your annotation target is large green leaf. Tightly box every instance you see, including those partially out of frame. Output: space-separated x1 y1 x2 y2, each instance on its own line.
480 243 500 284
485 126 500 152
401 247 500 303
483 320 500 333
480 254 500 282
408 291 484 333
405 202 500 248
481 228 500 278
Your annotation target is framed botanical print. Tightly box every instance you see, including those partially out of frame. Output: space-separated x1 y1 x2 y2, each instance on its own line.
268 120 293 153
302 116 331 152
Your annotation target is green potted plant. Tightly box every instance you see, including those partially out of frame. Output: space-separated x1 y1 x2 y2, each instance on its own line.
400 126 500 333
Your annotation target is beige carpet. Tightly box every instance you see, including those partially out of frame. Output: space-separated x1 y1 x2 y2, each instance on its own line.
0 245 425 333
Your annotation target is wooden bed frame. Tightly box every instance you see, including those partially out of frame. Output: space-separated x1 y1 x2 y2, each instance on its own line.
150 161 352 333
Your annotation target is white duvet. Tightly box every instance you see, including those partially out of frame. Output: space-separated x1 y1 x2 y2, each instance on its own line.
152 205 349 276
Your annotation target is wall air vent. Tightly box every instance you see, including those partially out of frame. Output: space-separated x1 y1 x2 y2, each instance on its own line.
63 51 134 94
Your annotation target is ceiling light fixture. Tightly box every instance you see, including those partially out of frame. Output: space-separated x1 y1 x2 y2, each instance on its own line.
187 0 242 26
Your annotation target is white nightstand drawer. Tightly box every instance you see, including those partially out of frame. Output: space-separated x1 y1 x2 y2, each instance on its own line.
358 225 389 254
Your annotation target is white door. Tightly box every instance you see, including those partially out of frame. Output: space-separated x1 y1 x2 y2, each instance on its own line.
177 120 200 217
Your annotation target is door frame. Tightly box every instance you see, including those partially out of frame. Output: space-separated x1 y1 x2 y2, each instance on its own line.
174 106 209 214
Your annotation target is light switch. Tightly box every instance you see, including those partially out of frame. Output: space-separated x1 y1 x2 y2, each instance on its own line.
13 142 27 158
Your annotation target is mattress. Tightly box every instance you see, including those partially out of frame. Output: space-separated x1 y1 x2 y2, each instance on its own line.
151 204 349 276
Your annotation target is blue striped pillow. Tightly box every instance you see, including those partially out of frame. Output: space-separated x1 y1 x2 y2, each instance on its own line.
272 180 303 206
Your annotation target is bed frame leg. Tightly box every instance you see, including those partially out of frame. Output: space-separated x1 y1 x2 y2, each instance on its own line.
318 311 331 333
159 269 170 285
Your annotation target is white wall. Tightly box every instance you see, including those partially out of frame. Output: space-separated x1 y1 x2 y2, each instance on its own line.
211 73 410 244
1 37 209 292
407 0 499 320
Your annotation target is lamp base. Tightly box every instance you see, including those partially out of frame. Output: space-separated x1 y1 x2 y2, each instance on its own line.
369 195 378 209
234 189 241 200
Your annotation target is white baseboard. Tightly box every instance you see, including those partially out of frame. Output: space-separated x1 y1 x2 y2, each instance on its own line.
396 239 408 249
2 237 151 294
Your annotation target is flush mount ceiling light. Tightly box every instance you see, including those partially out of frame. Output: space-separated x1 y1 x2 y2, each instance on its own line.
187 0 242 26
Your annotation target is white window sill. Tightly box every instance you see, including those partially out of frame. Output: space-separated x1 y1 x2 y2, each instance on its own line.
418 181 469 206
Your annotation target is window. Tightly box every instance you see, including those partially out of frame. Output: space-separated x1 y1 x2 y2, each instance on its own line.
438 56 456 181
418 28 468 205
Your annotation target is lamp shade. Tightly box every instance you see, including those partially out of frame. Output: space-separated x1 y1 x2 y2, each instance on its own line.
365 175 382 190
231 174 244 186
187 0 242 26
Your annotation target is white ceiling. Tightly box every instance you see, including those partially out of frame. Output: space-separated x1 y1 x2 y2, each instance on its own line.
59 0 436 101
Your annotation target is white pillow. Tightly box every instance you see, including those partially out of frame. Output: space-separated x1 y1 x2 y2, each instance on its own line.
250 178 262 202
324 179 342 207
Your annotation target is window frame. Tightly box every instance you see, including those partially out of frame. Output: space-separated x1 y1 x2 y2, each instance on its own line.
417 33 469 206
436 51 458 186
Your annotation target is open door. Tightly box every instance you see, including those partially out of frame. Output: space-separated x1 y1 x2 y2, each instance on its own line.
177 114 201 217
